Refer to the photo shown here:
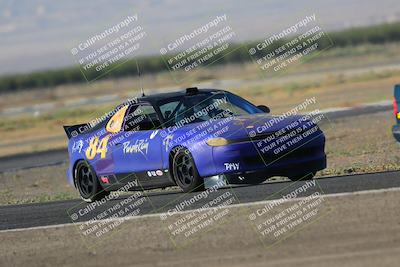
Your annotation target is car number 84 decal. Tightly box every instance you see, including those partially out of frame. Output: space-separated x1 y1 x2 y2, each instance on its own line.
85 136 110 160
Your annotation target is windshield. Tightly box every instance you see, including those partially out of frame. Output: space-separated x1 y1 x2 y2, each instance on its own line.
158 91 263 127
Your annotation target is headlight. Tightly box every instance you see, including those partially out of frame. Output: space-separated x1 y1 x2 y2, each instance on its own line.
206 137 229 146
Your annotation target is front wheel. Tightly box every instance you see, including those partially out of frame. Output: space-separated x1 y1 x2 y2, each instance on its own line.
288 172 316 181
172 148 204 192
75 160 109 202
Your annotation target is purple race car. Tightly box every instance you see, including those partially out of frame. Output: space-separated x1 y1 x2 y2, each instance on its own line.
64 88 326 202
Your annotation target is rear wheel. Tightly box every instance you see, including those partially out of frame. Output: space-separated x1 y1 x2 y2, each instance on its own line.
172 148 204 192
288 172 316 181
75 161 109 202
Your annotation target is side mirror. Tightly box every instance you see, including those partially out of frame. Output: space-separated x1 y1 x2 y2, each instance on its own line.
257 105 270 113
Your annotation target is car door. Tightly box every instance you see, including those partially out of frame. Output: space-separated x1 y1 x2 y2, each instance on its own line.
111 103 165 181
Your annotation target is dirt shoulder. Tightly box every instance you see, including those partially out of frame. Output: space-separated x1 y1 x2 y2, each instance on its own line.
1 188 399 267
318 110 400 176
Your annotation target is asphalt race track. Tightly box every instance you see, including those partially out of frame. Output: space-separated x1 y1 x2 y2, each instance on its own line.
0 148 67 173
1 171 399 231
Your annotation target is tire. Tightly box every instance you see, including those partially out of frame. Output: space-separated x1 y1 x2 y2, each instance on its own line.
288 172 316 181
172 148 204 192
75 160 110 202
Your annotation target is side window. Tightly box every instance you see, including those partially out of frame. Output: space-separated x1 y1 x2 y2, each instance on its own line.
124 104 161 131
106 105 129 133
159 101 180 122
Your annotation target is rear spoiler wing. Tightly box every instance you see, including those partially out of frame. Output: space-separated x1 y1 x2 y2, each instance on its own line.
63 124 89 139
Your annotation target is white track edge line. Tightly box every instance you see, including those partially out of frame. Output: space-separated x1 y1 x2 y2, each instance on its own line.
1 186 400 233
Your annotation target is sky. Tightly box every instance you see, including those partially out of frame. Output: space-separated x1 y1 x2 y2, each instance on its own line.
1 0 400 75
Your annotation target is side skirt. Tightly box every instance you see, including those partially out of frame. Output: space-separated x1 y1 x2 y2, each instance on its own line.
98 169 175 191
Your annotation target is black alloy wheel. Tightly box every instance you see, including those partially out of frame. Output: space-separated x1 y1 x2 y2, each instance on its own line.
75 160 109 202
172 148 204 192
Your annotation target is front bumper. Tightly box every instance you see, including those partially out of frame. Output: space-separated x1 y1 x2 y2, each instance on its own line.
210 131 326 182
222 155 326 184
